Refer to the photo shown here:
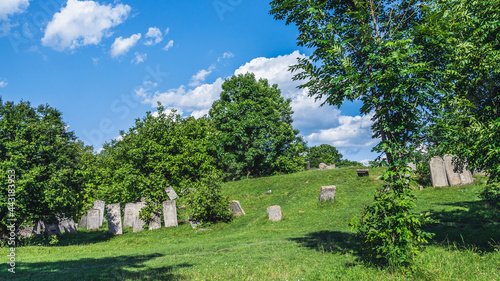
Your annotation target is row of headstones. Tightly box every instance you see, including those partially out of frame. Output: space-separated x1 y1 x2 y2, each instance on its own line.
17 215 78 238
429 155 474 187
306 162 336 171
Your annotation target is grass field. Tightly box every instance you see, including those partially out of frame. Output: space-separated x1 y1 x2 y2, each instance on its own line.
2 167 499 280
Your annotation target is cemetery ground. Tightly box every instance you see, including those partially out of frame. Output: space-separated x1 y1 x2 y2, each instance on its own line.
2 168 499 280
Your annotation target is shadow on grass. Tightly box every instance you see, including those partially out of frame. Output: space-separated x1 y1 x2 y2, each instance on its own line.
7 253 191 280
20 228 115 247
425 200 500 252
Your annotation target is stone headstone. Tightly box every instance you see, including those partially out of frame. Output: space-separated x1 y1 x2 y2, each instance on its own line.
357 169 369 177
473 169 487 176
33 221 46 235
188 216 202 229
267 205 282 222
319 163 328 170
123 203 138 228
306 161 310 171
148 208 162 230
230 200 246 216
407 162 417 172
163 200 178 228
46 224 62 236
326 164 336 169
87 209 100 230
106 203 123 235
58 217 77 234
165 186 179 200
429 156 448 187
132 202 147 232
319 185 336 202
18 226 33 239
79 215 87 228
460 169 474 185
443 154 462 186
93 200 105 227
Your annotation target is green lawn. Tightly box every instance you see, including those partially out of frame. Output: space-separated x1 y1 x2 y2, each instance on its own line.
2 168 499 280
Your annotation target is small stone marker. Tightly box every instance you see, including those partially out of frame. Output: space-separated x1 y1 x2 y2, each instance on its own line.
460 169 474 185
149 208 162 230
79 215 87 228
163 200 178 228
106 203 123 235
33 221 46 235
230 200 246 216
319 185 336 202
123 203 137 228
407 162 417 172
473 169 487 176
429 156 448 187
357 169 369 177
18 226 33 239
319 163 328 170
267 205 282 222
326 164 336 169
46 224 62 236
306 161 310 171
133 202 147 232
443 154 462 186
87 209 100 230
93 200 105 227
59 217 77 234
165 186 179 200
188 216 202 229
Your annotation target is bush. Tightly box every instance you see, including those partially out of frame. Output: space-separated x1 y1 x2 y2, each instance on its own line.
186 178 232 225
481 181 500 209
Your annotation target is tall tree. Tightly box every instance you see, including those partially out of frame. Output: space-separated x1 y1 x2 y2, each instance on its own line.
209 73 307 178
307 144 342 168
270 0 436 266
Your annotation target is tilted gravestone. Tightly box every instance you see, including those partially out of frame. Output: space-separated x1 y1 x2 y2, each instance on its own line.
357 169 369 177
318 163 328 170
443 154 462 186
46 224 62 236
149 208 162 230
163 200 178 228
133 202 147 232
123 203 138 228
230 200 246 216
326 164 335 170
165 186 179 200
79 215 87 228
33 221 46 235
267 205 282 222
93 200 105 227
319 185 336 202
188 216 202 229
429 156 448 187
87 209 100 230
460 169 474 185
58 217 77 234
18 226 33 239
106 203 123 235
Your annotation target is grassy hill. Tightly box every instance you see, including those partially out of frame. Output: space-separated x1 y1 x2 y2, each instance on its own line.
2 167 499 280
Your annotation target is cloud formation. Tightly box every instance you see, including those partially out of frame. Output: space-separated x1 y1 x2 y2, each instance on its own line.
132 52 147 64
111 33 141 57
163 40 174 51
0 78 7 88
42 0 130 50
144 27 163 46
0 0 30 20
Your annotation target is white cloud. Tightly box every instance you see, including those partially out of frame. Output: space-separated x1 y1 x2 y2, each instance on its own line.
0 79 7 88
132 52 147 64
218 51 234 61
42 0 131 50
0 0 30 20
111 33 141 57
189 65 215 87
144 27 162 46
162 39 174 51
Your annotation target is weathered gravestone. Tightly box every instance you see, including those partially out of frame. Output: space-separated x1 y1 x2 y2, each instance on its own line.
319 163 328 170
93 200 105 227
306 161 310 171
149 208 162 230
132 202 147 232
319 185 336 202
429 156 448 187
106 203 123 235
163 200 178 228
460 169 474 185
123 203 138 228
188 216 202 229
357 169 369 177
46 224 62 236
18 226 33 239
326 164 336 170
87 209 100 230
267 205 282 222
33 221 46 235
443 154 463 186
230 200 246 216
165 186 179 200
58 217 77 234
407 162 417 173
79 215 87 228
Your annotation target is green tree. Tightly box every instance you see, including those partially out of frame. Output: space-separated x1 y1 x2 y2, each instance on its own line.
0 99 86 236
209 73 307 178
307 144 342 168
270 0 436 266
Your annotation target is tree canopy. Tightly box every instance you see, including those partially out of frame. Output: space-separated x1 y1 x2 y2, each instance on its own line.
307 144 342 168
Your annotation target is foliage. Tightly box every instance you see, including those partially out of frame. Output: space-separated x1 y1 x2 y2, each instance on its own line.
0 99 87 235
270 0 439 266
209 73 307 178
481 182 500 209
185 177 232 224
307 144 342 168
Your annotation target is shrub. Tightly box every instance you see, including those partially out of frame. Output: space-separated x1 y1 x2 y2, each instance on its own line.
186 178 232 225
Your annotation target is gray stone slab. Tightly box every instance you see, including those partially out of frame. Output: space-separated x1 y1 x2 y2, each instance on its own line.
133 203 147 232
106 203 123 235
165 186 179 200
267 205 282 222
319 185 336 202
59 217 77 234
17 226 33 239
79 215 87 228
163 200 178 228
87 209 100 230
149 208 162 230
188 216 202 229
429 156 448 187
357 169 369 177
93 200 105 227
306 161 310 171
460 169 474 185
123 203 137 228
33 221 46 235
230 200 246 216
319 163 327 170
407 162 417 172
46 224 62 236
443 154 462 186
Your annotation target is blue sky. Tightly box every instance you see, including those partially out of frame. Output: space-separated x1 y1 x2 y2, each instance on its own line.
0 0 379 163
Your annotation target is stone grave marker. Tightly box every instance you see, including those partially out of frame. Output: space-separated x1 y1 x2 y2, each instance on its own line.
79 215 87 228
33 221 46 235
407 162 417 172
93 200 105 227
306 161 310 171
443 154 462 186
460 169 474 185
319 185 336 202
319 163 327 170
18 226 33 239
357 169 369 177
188 216 202 229
230 200 246 216
87 209 100 230
165 186 179 200
149 208 162 230
267 205 282 222
106 203 123 235
46 224 62 236
58 217 77 234
163 200 178 228
326 164 336 169
123 203 137 228
133 203 147 232
429 156 449 187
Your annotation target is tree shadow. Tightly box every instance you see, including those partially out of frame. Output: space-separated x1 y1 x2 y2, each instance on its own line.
20 228 116 247
6 253 191 280
424 200 500 252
